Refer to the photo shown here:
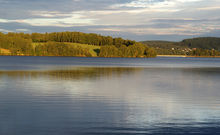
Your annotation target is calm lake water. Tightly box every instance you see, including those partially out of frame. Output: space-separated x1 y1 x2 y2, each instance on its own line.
0 56 220 135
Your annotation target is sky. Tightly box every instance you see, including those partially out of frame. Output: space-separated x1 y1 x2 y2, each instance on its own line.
0 0 220 41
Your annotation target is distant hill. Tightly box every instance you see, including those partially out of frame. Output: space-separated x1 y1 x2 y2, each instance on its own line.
141 37 220 56
141 37 220 50
141 41 185 49
181 37 220 50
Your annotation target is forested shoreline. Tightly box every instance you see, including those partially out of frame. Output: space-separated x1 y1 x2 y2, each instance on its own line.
141 37 220 57
1 31 219 58
0 32 156 58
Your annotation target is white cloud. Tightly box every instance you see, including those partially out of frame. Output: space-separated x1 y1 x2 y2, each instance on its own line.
90 21 220 36
197 6 220 11
31 11 71 18
16 29 30 32
0 12 95 27
113 0 203 8
0 19 11 23
0 28 12 32
0 0 220 40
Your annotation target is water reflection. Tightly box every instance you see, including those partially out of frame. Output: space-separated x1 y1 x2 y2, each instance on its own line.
0 67 220 134
0 67 142 80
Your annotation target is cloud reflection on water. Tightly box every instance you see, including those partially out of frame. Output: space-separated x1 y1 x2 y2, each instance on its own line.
0 67 220 134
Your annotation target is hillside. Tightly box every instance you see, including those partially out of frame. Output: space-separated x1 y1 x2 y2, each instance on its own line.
0 32 156 57
141 37 220 56
32 42 100 57
141 41 185 49
181 37 220 50
141 37 220 50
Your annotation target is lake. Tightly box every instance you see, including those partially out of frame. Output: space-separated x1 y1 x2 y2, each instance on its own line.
0 56 220 135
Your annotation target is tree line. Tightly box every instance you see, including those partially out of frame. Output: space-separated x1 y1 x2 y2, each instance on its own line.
0 32 33 55
141 37 220 56
188 48 220 56
149 47 220 56
182 37 220 50
99 44 156 57
35 42 92 57
1 32 136 46
0 32 156 57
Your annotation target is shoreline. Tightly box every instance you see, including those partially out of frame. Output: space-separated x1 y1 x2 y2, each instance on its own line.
1 54 220 58
0 55 155 58
157 55 220 58
157 55 186 57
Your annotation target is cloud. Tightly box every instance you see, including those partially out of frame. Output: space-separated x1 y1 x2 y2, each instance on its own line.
31 11 72 18
0 12 95 27
15 29 30 32
112 0 203 8
0 28 12 33
0 0 220 41
0 19 10 23
17 15 95 27
197 6 220 11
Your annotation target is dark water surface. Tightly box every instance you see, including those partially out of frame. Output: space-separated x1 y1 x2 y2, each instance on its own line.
0 56 220 135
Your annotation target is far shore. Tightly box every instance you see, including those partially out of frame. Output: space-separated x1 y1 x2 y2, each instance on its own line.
1 54 220 58
157 55 186 57
157 55 220 58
